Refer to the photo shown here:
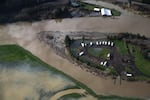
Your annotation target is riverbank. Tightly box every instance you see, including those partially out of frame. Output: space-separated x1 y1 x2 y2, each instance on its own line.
0 27 150 98
0 1 150 98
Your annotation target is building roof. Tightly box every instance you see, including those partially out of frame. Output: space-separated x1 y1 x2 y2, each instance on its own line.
126 73 132 77
101 8 112 16
70 0 79 7
94 8 100 12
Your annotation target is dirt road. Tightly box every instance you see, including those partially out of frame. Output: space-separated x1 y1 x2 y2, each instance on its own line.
50 89 97 100
50 89 86 100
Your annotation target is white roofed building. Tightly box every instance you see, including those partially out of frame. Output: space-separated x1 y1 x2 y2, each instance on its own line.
90 42 93 46
101 8 112 16
79 51 84 56
94 8 100 12
126 73 132 77
81 43 85 47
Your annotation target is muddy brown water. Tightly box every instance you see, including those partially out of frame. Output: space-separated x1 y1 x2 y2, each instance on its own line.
0 64 76 100
0 12 150 99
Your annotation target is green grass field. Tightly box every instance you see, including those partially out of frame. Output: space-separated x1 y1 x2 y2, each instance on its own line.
87 48 110 59
113 40 150 77
98 95 143 100
113 40 128 55
0 45 28 62
129 45 150 77
58 93 83 100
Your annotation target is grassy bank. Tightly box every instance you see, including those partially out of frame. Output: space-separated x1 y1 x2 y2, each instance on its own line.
113 40 128 55
112 40 150 78
58 93 83 100
98 95 143 100
128 44 150 77
79 2 121 16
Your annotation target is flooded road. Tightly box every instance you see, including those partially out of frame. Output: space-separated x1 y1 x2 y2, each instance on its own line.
0 8 150 98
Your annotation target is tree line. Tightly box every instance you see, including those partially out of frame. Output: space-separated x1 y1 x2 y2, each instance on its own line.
0 0 55 12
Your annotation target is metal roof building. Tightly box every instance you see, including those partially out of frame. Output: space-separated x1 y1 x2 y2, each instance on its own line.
101 8 112 16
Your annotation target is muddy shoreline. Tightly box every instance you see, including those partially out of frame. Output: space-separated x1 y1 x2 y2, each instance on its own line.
37 31 150 82
37 31 115 78
36 31 150 98
0 13 150 98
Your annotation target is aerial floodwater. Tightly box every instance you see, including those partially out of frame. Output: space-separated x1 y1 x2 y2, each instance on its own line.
0 0 150 99
0 17 150 98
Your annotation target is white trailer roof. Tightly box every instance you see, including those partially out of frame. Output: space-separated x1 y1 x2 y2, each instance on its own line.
126 73 132 77
101 8 112 16
94 8 100 12
79 51 84 56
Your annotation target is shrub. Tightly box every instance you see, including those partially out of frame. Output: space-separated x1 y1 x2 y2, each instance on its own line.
65 35 71 47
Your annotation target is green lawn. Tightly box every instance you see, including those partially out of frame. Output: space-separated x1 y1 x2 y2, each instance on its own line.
79 2 121 16
111 9 122 16
129 45 150 77
87 48 110 59
0 45 28 62
79 2 99 11
113 40 128 55
113 40 150 77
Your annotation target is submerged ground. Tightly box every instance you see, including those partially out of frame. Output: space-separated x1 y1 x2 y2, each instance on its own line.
0 0 150 99
0 45 144 100
0 45 97 100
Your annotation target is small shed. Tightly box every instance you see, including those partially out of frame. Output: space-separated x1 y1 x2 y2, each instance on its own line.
79 51 84 56
103 61 107 66
108 41 111 46
101 8 112 16
102 41 105 45
126 73 132 77
81 43 85 47
90 42 93 46
104 41 107 45
94 8 100 12
96 41 99 45
111 42 114 46
107 53 110 58
100 62 103 65
99 41 102 45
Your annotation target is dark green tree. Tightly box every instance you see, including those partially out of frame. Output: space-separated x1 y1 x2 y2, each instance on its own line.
65 35 71 47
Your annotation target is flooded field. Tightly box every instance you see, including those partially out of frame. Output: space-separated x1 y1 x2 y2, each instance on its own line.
0 60 96 100
0 8 150 98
